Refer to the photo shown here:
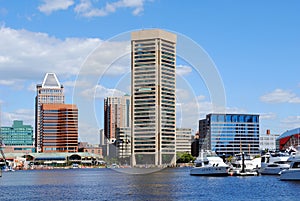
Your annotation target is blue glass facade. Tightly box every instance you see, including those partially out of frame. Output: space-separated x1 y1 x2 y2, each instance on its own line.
199 114 260 156
0 120 34 152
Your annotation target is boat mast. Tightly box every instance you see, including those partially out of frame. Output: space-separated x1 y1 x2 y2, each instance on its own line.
0 104 7 167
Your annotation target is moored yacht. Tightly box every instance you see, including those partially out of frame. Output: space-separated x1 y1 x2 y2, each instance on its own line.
280 153 300 181
230 153 260 171
190 150 229 176
228 153 260 176
260 152 291 175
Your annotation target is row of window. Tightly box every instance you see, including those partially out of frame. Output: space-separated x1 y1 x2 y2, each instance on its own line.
210 114 259 123
39 89 62 94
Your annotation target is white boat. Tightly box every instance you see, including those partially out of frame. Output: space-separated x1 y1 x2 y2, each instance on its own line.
260 152 291 175
71 163 79 169
190 150 229 176
2 166 15 172
230 153 260 172
229 153 260 176
280 153 300 181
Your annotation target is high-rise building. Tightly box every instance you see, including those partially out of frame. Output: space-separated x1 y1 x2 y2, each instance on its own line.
0 120 34 153
131 29 177 166
104 95 131 142
40 104 78 153
176 128 192 154
199 113 260 156
35 73 64 152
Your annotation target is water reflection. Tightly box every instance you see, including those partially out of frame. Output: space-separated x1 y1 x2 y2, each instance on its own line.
1 168 300 200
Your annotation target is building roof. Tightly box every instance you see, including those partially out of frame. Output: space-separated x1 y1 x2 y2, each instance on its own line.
42 104 77 110
277 127 300 140
42 73 61 88
1 152 102 160
131 29 177 43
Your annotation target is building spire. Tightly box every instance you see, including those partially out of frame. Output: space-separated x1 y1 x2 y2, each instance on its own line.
42 73 61 88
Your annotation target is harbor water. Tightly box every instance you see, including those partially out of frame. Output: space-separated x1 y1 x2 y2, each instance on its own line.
1 167 300 200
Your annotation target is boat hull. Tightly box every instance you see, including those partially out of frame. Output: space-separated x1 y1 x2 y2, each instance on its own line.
280 169 300 181
261 167 289 175
229 169 258 176
190 166 228 176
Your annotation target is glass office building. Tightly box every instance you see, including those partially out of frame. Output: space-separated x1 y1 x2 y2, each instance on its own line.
0 120 34 152
199 114 260 156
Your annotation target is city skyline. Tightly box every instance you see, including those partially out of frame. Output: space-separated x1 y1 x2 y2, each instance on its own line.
0 1 300 143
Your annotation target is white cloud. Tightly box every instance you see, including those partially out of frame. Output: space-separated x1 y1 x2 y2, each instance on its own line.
74 0 147 17
0 26 100 82
176 91 246 131
0 26 132 88
62 80 92 88
176 88 192 101
260 89 300 104
176 65 192 76
280 116 300 130
260 112 277 120
38 0 74 15
78 121 100 143
0 79 20 86
2 109 34 127
80 84 125 100
79 40 131 76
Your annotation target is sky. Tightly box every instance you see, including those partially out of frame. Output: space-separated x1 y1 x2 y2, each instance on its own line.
0 0 300 143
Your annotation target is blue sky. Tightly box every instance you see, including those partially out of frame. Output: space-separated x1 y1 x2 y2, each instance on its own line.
0 0 300 143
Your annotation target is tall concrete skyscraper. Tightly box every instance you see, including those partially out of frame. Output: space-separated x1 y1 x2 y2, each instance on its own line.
35 73 64 152
131 29 177 166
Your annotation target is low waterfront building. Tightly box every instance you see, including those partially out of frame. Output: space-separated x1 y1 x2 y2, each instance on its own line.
277 128 300 151
78 142 103 156
260 133 280 151
0 120 35 153
1 152 103 169
199 113 260 156
176 128 192 154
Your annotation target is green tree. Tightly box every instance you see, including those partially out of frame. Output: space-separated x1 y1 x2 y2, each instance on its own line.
176 152 195 163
